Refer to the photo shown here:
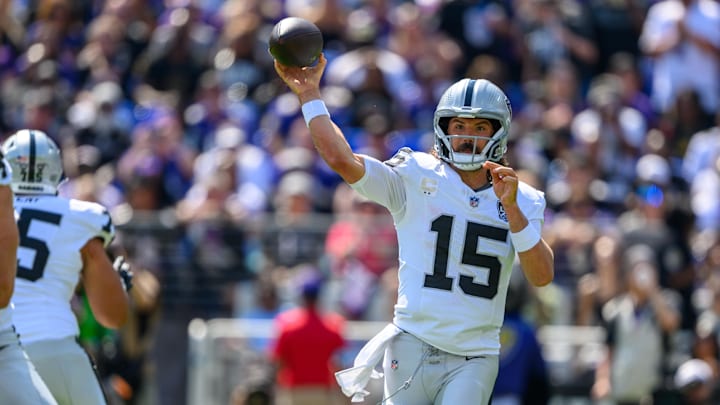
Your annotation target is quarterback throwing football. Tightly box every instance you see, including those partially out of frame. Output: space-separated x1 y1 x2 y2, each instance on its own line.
275 55 554 404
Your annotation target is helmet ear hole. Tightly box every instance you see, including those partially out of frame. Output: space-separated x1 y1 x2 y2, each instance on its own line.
488 142 505 161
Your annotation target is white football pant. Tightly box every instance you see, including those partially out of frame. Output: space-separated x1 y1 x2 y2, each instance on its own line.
382 331 498 405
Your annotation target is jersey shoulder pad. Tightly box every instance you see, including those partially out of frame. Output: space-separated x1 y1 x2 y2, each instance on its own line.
384 147 414 168
69 199 115 247
517 182 545 203
384 148 437 171
516 182 547 220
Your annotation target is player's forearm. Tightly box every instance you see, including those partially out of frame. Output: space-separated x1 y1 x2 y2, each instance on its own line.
502 203 529 233
307 109 365 184
85 271 129 328
88 288 129 328
0 186 18 308
81 240 130 328
0 250 15 308
518 239 554 287
503 204 554 286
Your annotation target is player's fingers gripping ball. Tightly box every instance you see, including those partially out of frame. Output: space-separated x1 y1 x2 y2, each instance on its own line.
268 17 323 67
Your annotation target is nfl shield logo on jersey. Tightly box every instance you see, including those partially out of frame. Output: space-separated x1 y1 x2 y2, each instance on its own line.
469 196 479 208
497 201 508 222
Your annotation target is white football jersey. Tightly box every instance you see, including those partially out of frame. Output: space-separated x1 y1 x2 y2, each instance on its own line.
12 195 114 344
351 149 546 357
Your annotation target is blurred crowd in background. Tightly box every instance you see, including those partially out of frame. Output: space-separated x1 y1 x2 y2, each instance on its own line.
1 0 720 404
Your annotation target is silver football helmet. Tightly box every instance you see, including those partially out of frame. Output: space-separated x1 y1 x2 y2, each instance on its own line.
433 78 512 171
1 129 64 195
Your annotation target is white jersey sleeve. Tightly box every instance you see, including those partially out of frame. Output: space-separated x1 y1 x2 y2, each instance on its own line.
349 151 408 215
353 149 547 357
12 195 115 343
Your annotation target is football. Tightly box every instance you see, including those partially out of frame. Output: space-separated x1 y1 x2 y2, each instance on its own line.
268 17 323 67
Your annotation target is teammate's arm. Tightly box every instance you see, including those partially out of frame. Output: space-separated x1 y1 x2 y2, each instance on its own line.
0 155 18 308
80 238 129 328
274 54 366 184
0 184 18 308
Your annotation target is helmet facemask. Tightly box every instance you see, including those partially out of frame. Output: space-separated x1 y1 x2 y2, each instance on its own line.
433 79 512 171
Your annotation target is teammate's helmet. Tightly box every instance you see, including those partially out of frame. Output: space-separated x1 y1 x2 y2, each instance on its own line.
1 129 63 195
433 78 512 171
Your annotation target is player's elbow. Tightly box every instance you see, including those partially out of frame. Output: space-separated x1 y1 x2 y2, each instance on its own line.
532 271 554 287
520 246 554 287
526 261 554 287
325 155 364 184
323 152 353 172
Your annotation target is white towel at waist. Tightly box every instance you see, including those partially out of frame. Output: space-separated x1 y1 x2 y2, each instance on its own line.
335 323 403 402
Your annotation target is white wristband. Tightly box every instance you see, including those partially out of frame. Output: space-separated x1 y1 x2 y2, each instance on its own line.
510 224 541 253
301 99 330 127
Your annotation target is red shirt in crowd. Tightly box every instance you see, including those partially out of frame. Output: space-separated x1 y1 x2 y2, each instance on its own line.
271 307 346 387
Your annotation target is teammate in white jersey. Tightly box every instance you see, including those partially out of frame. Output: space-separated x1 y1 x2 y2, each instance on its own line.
0 150 57 404
275 56 554 404
1 129 133 405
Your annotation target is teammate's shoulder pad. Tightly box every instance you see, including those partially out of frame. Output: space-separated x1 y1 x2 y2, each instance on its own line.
69 198 109 215
70 199 115 247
